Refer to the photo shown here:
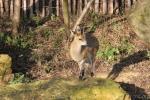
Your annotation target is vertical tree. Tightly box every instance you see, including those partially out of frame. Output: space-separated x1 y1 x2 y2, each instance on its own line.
35 0 39 16
48 0 52 17
12 0 21 35
10 0 14 17
108 0 113 14
125 0 131 12
23 0 27 17
61 0 70 29
114 0 119 14
56 0 60 16
73 0 76 15
42 0 45 17
68 0 71 15
99 0 103 14
29 0 34 17
95 0 99 13
0 0 4 16
102 0 107 14
4 0 9 16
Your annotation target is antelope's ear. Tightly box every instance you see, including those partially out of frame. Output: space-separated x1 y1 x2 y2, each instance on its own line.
70 30 75 36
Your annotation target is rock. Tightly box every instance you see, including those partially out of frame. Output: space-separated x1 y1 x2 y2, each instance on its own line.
0 54 12 83
128 0 150 43
0 78 131 100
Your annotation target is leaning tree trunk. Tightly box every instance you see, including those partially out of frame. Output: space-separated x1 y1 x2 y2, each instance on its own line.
72 0 94 31
12 0 21 35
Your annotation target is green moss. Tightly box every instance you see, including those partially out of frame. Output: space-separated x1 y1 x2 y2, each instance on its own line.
0 78 130 100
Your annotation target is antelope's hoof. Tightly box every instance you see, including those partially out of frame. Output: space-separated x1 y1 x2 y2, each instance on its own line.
91 72 94 77
79 75 86 80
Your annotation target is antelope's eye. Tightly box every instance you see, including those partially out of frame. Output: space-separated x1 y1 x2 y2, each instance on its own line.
79 38 82 40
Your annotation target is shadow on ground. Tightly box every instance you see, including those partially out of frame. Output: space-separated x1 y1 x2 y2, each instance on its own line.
119 82 150 100
0 42 33 75
107 50 149 80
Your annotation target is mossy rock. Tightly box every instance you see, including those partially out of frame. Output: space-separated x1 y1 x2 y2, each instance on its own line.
128 0 150 43
0 54 12 81
0 78 130 100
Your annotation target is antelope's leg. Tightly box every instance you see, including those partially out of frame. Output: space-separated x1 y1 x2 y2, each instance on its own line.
78 60 85 80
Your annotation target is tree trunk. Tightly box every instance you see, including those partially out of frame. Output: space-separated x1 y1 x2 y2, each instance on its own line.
108 0 113 14
35 0 39 16
114 0 119 14
102 0 107 14
10 0 14 17
12 0 21 35
29 0 34 17
99 0 103 14
79 0 82 15
0 0 4 16
73 0 76 15
95 0 99 13
42 0 45 17
4 0 9 16
125 0 131 12
72 0 94 31
61 0 70 29
48 0 52 17
23 0 27 18
56 0 60 16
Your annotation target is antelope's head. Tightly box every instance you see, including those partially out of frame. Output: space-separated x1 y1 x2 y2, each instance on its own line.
70 26 87 45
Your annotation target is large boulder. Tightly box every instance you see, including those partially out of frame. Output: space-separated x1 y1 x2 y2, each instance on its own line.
128 0 150 43
0 54 12 83
0 78 130 100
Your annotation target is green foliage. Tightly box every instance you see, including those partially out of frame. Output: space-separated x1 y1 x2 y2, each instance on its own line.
118 38 134 55
51 14 58 21
88 12 103 32
97 46 119 61
97 38 134 61
42 28 54 39
31 16 42 26
0 33 31 49
146 50 150 59
9 73 31 84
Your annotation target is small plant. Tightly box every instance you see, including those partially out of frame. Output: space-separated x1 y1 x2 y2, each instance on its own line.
97 46 119 61
31 16 42 26
42 28 54 39
9 73 31 84
146 50 150 59
118 38 134 55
